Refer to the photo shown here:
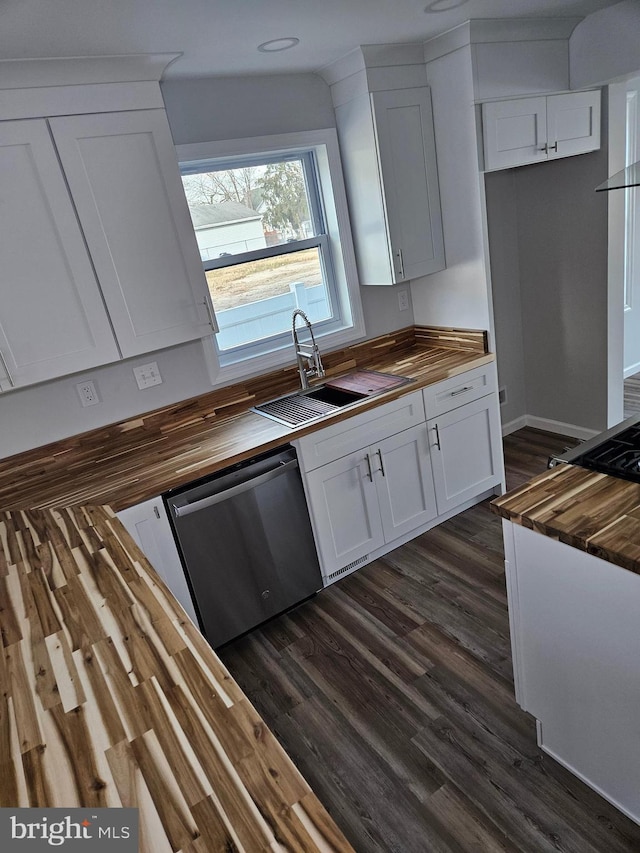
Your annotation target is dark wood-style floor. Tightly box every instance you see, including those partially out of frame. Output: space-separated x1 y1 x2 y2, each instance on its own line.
219 429 640 852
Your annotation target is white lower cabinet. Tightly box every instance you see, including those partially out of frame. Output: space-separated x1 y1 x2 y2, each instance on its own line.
504 522 640 825
296 367 504 583
116 498 199 626
303 449 385 578
428 394 503 515
423 363 505 515
303 423 437 579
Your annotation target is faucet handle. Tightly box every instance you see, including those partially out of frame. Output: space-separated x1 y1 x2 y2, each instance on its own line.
313 348 325 380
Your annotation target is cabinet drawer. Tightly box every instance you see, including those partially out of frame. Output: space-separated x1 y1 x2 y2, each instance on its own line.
423 363 498 418
294 390 425 472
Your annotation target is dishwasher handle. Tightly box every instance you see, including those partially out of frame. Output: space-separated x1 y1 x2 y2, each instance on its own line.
171 459 299 518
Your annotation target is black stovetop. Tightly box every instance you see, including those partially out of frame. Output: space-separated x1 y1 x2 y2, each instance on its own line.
572 423 640 484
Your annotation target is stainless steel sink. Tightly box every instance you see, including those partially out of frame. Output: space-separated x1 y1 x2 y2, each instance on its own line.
251 370 414 428
252 385 366 427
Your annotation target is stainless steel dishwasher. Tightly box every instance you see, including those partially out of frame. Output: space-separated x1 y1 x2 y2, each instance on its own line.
164 445 322 648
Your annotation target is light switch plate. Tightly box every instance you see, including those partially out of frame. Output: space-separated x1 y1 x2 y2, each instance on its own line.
133 361 162 390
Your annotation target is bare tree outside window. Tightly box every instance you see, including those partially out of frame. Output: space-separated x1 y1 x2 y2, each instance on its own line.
182 167 261 209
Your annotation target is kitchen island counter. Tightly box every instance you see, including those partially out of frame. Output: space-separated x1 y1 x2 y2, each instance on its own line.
491 461 640 575
492 462 640 825
0 503 354 852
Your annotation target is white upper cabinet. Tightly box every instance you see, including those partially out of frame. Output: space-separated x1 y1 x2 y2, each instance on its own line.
0 58 215 391
482 89 601 172
0 119 120 391
335 85 445 285
49 110 215 357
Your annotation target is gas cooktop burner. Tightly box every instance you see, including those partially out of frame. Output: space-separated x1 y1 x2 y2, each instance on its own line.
570 423 640 484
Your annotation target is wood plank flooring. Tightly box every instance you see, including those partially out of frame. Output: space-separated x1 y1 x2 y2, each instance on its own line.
218 428 640 852
624 371 640 418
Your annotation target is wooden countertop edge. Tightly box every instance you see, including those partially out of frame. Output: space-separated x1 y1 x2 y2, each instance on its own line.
0 345 495 513
491 464 640 576
106 348 494 511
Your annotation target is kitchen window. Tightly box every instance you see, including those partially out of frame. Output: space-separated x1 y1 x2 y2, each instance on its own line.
178 130 363 378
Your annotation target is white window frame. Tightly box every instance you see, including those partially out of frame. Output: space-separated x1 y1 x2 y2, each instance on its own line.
177 129 364 384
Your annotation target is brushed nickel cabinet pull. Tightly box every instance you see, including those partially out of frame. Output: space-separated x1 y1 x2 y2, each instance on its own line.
549 141 558 152
376 449 385 477
202 299 216 330
365 453 373 482
396 248 405 281
433 424 441 450
450 385 472 397
0 350 14 387
539 143 549 153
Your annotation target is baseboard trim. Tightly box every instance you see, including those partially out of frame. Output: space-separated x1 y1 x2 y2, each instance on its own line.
502 415 598 441
501 416 528 436
624 362 640 380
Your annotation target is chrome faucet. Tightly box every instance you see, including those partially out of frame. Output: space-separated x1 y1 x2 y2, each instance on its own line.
292 309 325 390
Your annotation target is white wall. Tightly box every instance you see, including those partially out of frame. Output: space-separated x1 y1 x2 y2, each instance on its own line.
161 73 337 144
411 46 493 337
517 148 609 432
0 339 214 457
570 0 640 89
472 39 570 101
483 170 526 428
569 2 640 425
486 144 610 434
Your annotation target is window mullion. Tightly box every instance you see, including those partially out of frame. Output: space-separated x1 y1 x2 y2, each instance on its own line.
202 236 324 272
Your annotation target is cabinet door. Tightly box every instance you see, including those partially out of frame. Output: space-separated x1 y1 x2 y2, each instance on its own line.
116 498 199 625
428 394 503 515
374 424 437 541
0 119 119 390
304 450 384 577
371 87 445 281
547 90 600 159
49 110 215 358
482 97 548 171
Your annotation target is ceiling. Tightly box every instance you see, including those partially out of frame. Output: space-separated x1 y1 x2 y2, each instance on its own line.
0 0 622 79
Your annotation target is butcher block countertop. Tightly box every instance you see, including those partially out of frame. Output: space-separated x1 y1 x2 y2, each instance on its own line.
0 503 354 852
491 463 640 575
0 326 492 512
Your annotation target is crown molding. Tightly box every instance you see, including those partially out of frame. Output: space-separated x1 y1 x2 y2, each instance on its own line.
0 54 181 90
423 17 583 63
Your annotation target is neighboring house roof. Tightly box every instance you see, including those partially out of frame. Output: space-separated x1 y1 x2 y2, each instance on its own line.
189 202 262 229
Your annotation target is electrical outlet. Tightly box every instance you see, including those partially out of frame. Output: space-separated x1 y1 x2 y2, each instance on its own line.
499 386 507 406
76 380 100 407
133 361 162 390
398 289 410 311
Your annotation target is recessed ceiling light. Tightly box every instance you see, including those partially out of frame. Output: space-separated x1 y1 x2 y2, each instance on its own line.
257 37 300 53
424 0 469 12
